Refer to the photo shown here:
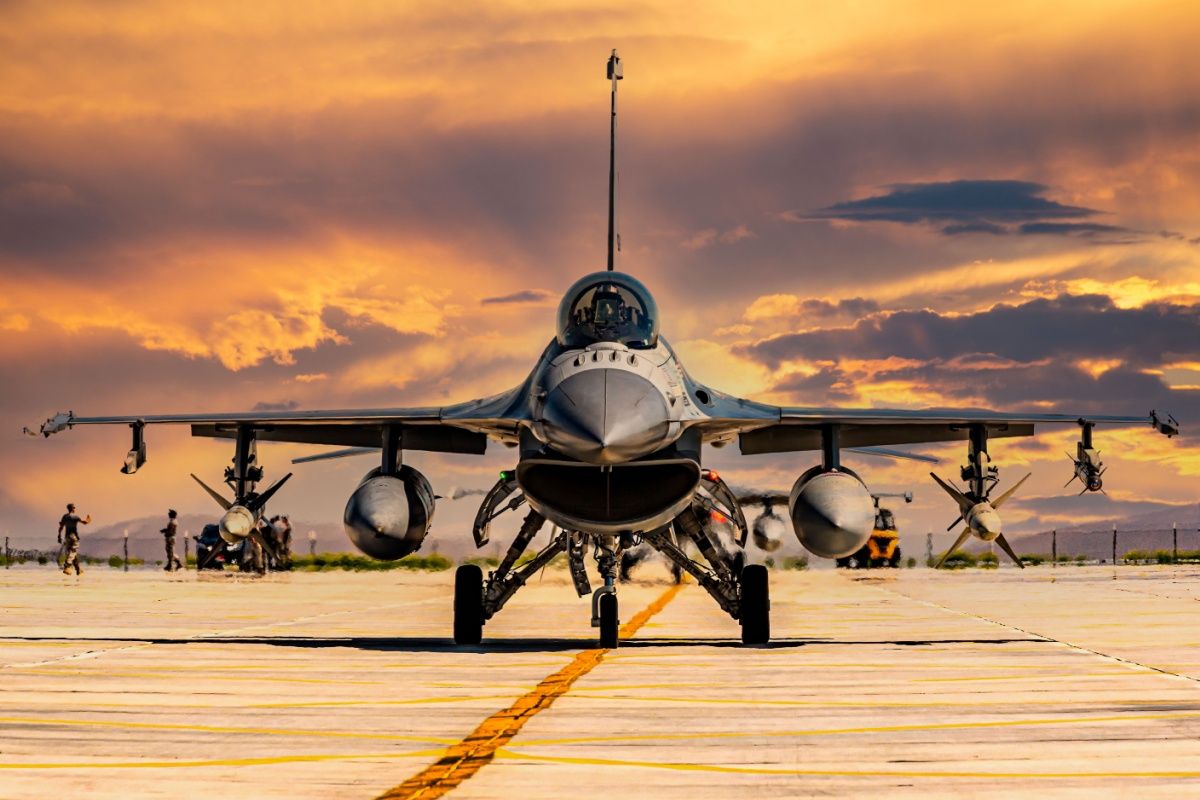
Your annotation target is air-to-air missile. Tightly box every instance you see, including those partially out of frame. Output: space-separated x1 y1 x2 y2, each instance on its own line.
930 471 1030 568
1066 420 1105 494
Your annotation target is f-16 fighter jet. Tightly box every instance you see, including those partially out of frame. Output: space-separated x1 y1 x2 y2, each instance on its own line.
27 50 1179 647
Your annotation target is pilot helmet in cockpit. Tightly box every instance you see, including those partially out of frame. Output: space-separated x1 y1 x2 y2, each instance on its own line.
556 271 659 349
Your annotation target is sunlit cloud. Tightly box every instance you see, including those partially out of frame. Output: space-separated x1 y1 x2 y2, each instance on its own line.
3 0 1200 541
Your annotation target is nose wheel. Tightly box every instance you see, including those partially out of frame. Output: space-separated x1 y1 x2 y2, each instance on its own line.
739 564 770 645
598 591 619 648
453 564 483 645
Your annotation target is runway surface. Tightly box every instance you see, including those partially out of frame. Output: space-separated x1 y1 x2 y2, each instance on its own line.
3 564 1200 798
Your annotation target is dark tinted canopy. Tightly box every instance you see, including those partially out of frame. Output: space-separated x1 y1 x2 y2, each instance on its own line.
556 271 659 348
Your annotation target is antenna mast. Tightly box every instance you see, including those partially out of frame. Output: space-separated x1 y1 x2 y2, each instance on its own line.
606 49 622 271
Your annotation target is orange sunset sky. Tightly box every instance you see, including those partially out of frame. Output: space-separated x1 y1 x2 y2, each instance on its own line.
2 1 1199 550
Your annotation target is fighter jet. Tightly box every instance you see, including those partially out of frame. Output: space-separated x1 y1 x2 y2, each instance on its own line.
27 50 1180 647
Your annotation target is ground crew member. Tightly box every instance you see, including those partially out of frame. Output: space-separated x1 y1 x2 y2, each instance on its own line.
271 515 293 570
57 503 91 576
161 509 183 571
278 515 293 570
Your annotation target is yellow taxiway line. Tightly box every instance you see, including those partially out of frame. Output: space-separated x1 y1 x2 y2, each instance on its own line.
376 582 685 800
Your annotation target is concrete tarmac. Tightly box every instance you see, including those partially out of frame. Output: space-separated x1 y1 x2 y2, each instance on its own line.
3 564 1200 798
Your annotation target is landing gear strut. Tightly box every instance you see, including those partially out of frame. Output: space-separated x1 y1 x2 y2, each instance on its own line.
590 533 626 647
457 494 769 647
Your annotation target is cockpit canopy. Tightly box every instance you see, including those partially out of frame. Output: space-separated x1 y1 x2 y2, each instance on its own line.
556 271 659 349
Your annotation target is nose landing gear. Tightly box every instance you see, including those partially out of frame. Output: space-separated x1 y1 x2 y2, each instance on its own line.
455 493 770 647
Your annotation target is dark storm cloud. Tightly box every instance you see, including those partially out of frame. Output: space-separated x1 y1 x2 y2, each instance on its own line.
742 294 1200 368
796 179 1165 243
798 297 880 318
751 291 1200 436
480 289 555 305
805 180 1094 227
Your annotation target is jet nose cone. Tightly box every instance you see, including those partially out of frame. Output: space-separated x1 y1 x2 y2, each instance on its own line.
541 368 671 464
970 503 1002 541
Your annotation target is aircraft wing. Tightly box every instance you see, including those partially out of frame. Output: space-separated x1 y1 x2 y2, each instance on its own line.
735 406 1178 455
25 383 531 456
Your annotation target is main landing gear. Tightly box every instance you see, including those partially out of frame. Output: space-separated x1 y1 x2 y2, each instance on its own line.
455 478 771 648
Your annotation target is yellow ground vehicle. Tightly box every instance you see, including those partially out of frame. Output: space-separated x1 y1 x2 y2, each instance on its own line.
836 492 911 569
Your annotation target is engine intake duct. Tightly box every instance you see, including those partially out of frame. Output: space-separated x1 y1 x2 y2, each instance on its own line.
517 457 699 533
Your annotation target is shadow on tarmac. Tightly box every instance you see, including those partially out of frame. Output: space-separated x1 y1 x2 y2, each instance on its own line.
0 634 1043 653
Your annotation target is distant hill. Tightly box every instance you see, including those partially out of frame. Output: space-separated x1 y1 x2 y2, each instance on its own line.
1008 503 1200 560
44 500 1200 565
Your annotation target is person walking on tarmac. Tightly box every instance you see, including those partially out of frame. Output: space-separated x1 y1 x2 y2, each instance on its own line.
57 503 91 575
276 515 293 570
161 509 183 571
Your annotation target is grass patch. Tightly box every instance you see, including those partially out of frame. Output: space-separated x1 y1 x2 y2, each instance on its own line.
290 553 453 572
460 556 500 568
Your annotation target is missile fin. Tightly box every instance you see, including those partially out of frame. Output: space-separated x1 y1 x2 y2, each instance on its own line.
930 472 972 512
991 472 1031 509
995 533 1025 569
191 473 232 510
935 529 973 569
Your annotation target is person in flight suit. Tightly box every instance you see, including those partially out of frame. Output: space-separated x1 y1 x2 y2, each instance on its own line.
161 509 183 571
57 503 91 575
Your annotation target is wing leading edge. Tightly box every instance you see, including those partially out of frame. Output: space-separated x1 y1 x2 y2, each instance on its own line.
25 381 533 456
723 406 1176 456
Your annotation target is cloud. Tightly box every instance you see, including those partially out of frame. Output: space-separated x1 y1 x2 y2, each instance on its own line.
5 1 1200 538
480 289 555 305
796 180 1199 245
741 293 1200 369
252 399 300 412
742 295 880 323
797 179 1127 238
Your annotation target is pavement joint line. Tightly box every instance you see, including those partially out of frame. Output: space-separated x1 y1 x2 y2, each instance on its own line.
248 693 557 709
871 581 1200 687
509 708 1200 747
522 691 1191 709
1 601 415 669
0 715 458 745
0 750 447 771
486 749 1200 779
375 582 686 800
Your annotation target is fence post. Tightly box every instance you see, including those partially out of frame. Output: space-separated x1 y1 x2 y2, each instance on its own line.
183 532 190 569
4 535 8 569
925 531 932 566
123 530 129 572
1112 523 1117 566
1052 529 1057 567
308 530 316 556
1174 523 1178 562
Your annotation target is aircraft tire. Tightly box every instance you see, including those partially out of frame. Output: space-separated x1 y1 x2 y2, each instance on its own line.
453 564 483 645
598 592 619 648
740 564 770 645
